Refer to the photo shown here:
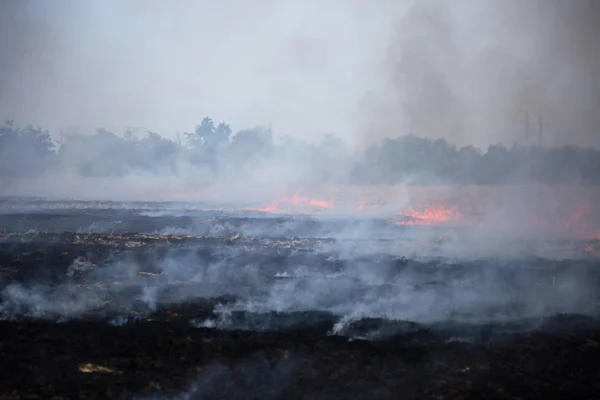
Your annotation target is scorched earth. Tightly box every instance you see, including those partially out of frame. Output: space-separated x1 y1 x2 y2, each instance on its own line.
1 190 600 399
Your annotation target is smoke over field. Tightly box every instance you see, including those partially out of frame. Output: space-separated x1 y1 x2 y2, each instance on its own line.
1 196 600 398
2 0 600 398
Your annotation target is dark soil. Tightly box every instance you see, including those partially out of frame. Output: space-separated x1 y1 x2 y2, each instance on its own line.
1 206 600 399
2 316 600 399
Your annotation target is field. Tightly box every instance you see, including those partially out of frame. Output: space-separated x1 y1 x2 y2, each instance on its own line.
1 190 600 399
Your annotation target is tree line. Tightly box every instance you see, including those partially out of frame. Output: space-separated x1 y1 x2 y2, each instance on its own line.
1 117 599 185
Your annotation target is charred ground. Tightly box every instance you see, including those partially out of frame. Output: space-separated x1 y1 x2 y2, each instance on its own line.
1 201 600 399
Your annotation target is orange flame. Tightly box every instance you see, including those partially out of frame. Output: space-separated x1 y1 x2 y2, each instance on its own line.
246 194 334 214
141 184 600 246
394 204 461 226
563 202 595 238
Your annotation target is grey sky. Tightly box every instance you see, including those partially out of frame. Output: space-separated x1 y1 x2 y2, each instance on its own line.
0 0 404 144
1 0 599 148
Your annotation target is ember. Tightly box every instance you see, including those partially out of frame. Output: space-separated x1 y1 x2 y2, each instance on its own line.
1 198 600 398
246 194 334 214
563 202 600 239
394 204 462 226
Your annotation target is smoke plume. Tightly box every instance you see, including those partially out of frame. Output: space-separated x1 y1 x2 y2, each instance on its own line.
1 0 600 201
365 0 600 148
0 0 392 142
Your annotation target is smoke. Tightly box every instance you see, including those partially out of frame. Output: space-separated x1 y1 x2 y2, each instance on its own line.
136 352 299 400
1 215 597 332
2 1 600 269
365 0 600 148
0 0 379 201
0 0 392 141
7 0 597 149
1 0 600 203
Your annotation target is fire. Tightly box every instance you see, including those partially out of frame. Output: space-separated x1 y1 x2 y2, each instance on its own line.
394 204 462 226
139 184 600 245
584 242 600 254
563 202 595 238
246 194 334 214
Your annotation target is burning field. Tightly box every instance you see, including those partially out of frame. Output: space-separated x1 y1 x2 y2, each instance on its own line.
1 189 600 399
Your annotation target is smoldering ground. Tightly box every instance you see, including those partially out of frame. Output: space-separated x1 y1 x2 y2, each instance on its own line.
135 352 300 400
2 2 600 398
1 205 599 341
2 1 600 252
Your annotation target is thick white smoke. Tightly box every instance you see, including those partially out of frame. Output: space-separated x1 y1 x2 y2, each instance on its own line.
364 0 600 148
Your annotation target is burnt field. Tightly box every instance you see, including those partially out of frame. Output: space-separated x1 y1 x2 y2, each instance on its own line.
1 201 600 399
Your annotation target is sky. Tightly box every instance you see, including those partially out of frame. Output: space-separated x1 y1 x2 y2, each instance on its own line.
0 0 405 145
1 0 599 149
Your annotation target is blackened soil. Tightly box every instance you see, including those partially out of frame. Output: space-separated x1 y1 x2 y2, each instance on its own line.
1 316 600 399
1 206 600 399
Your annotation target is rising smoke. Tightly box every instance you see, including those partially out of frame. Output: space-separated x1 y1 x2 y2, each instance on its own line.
1 5 599 398
0 0 389 141
2 1 598 149
366 0 600 148
1 1 600 227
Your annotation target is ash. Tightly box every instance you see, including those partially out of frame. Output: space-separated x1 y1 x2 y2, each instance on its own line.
0 200 599 399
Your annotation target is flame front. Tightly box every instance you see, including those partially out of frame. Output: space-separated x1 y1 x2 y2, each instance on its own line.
140 185 600 245
563 202 595 238
246 194 334 214
394 204 462 226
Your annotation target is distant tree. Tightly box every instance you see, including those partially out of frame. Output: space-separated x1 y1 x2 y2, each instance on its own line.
4 117 600 185
0 122 55 177
474 144 513 184
228 126 273 164
185 117 211 150
132 131 179 173
214 122 232 145
184 117 232 172
429 138 458 180
59 128 134 177
456 145 482 183
316 133 348 183
186 117 231 149
321 133 344 153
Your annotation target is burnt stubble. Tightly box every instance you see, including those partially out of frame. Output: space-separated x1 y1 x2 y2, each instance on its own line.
1 201 600 399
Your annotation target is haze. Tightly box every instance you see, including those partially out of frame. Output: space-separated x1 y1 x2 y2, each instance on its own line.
0 0 401 145
1 0 599 148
